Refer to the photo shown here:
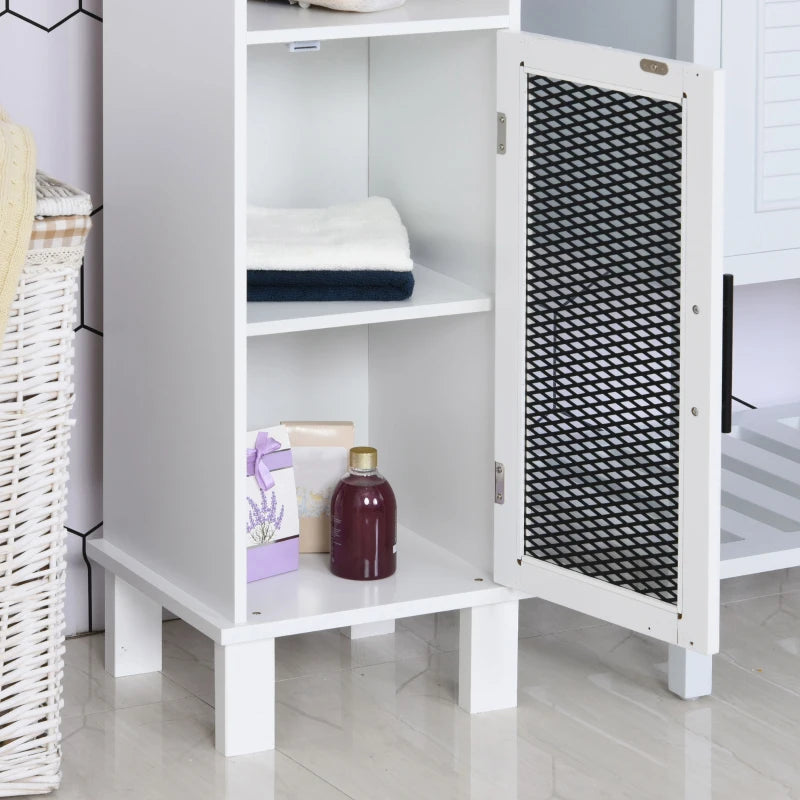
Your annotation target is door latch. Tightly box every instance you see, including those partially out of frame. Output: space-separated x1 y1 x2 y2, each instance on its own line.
494 462 505 504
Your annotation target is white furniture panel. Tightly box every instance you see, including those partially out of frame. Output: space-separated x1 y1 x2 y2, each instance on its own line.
103 0 247 623
246 264 490 336
248 40 368 208
247 326 370 437
89 526 517 644
369 30 498 292
369 314 496 573
523 0 677 59
247 0 514 44
722 0 800 278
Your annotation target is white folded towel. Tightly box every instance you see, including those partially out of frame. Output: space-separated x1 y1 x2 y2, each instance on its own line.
247 197 413 272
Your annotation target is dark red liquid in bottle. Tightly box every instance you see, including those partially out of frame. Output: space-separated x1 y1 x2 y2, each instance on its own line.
330 448 396 581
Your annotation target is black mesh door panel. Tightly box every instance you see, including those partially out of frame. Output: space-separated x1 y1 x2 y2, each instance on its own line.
524 73 683 605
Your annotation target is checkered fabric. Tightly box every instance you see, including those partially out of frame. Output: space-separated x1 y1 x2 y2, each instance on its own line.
28 214 92 250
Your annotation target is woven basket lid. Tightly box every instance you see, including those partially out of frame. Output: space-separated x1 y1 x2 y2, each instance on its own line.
35 171 93 218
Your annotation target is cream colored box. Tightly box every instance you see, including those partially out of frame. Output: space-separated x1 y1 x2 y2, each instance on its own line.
282 421 355 553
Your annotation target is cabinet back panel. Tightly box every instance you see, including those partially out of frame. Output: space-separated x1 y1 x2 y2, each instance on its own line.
248 40 368 208
247 327 369 440
369 314 494 573
521 0 677 59
369 31 496 293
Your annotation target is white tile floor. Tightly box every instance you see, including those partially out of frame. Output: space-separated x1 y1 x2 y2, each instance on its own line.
53 569 800 800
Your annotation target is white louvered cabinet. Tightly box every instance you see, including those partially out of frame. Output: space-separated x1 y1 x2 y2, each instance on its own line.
722 0 800 283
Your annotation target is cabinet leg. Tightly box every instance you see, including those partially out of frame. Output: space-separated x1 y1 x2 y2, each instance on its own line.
668 644 713 699
343 619 395 639
104 574 162 678
214 639 275 756
458 600 518 713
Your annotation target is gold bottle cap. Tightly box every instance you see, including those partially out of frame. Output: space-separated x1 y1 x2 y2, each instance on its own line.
349 446 377 471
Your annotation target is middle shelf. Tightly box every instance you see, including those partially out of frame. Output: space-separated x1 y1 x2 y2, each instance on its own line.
246 263 492 336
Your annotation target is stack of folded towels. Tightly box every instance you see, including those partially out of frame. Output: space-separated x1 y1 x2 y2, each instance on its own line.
247 197 415 302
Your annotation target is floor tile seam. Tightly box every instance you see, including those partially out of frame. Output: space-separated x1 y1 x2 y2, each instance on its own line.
716 651 800 700
721 588 800 606
274 648 444 685
278 748 359 799
518 621 611 641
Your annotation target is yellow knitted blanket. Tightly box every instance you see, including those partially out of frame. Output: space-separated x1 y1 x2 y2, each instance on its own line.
0 108 36 347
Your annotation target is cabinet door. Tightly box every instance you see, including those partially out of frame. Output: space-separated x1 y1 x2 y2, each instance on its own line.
495 32 723 654
723 0 800 258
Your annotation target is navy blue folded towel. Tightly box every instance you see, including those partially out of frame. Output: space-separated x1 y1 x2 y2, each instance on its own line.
247 269 415 302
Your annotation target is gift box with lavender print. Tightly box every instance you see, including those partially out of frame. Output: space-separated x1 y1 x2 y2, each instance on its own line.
245 425 300 581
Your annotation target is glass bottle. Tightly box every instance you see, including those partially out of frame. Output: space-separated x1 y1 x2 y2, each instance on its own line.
330 446 397 580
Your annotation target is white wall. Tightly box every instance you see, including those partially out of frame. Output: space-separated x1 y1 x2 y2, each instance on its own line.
0 2 104 635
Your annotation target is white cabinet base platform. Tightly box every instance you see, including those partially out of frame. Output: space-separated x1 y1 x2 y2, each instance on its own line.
89 529 521 753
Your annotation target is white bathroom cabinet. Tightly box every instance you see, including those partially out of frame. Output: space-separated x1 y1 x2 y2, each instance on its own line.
91 0 724 755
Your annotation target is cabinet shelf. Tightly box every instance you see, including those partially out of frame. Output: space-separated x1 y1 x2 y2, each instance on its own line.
721 403 800 577
246 264 491 336
87 527 516 645
246 0 510 45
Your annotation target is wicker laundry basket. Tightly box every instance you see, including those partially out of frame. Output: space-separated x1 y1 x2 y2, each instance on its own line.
0 173 91 796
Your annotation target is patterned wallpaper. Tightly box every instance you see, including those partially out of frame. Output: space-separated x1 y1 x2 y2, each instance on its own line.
0 1 103 635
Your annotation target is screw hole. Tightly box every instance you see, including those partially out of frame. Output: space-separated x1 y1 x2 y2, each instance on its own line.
252 611 262 616
474 577 484 582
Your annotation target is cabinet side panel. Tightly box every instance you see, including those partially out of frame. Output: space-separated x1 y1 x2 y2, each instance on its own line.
103 1 246 621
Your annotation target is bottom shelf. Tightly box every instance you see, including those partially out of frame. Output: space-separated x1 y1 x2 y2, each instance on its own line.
88 527 516 645
721 402 800 578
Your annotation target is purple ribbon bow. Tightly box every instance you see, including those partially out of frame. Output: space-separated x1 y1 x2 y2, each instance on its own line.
246 431 293 491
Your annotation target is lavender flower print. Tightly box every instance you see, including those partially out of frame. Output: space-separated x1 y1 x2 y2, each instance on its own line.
247 489 285 545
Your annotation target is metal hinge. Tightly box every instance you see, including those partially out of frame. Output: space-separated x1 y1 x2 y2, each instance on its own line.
496 112 506 155
494 462 505 504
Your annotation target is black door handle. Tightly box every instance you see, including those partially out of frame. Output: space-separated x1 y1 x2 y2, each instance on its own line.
721 273 734 434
